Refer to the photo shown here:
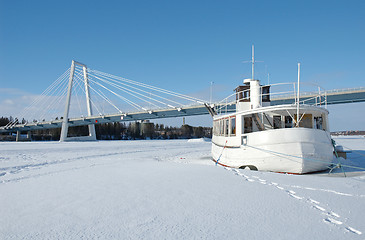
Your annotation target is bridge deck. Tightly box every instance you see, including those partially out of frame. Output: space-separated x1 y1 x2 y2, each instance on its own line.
1 88 364 134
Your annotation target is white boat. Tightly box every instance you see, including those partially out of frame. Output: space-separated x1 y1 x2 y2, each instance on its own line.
211 50 334 174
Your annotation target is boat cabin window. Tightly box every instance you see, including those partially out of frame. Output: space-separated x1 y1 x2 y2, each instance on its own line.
225 119 229 136
235 85 250 102
243 89 250 101
220 120 224 135
314 116 323 130
285 116 293 128
214 112 327 138
231 117 236 136
293 114 313 128
273 115 282 129
261 86 270 102
213 117 237 137
213 121 220 136
243 117 253 133
213 120 218 135
296 114 313 128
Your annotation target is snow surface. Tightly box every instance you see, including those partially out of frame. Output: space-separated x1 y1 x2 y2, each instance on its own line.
0 136 364 239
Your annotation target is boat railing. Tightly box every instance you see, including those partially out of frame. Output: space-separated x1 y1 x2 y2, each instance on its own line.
325 86 365 94
214 82 327 115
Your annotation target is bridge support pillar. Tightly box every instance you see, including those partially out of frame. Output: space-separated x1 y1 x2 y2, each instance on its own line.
16 131 20 142
60 60 97 142
27 131 32 141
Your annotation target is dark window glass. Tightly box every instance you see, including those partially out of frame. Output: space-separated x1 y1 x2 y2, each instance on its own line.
231 117 236 136
273 116 282 129
285 116 293 128
262 86 270 102
225 119 229 136
314 116 323 130
244 117 253 133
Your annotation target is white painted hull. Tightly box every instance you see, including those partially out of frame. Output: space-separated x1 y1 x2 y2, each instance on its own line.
212 128 333 174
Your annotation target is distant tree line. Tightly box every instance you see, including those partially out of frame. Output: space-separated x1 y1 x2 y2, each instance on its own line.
0 116 26 126
0 116 212 141
331 130 365 136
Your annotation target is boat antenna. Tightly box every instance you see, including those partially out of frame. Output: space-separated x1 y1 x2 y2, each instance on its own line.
210 81 214 104
243 45 262 81
265 64 270 85
296 63 301 127
252 44 255 80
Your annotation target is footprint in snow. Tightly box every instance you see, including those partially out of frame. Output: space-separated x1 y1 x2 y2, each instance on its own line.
232 169 252 181
283 190 303 200
228 168 362 236
313 205 326 212
257 179 267 184
311 201 361 235
329 211 340 218
324 217 343 225
289 193 303 200
308 198 320 204
10 169 21 174
233 169 243 176
346 227 362 235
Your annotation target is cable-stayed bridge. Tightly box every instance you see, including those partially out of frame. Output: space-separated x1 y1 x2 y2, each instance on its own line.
1 60 365 141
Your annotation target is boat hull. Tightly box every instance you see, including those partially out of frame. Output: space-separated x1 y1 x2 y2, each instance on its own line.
212 128 333 174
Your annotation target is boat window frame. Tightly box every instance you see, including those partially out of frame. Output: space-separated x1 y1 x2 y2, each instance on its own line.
295 114 313 129
242 135 247 145
314 116 323 130
284 116 293 128
230 116 236 136
225 118 229 137
219 119 224 136
243 116 253 133
273 115 282 129
213 120 218 135
215 108 329 138
261 86 270 102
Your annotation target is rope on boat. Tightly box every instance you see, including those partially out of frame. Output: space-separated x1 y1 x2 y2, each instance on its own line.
330 139 346 177
216 140 228 166
339 144 365 158
244 144 365 172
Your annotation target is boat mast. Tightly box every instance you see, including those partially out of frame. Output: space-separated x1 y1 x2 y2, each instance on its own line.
251 44 255 80
296 63 300 127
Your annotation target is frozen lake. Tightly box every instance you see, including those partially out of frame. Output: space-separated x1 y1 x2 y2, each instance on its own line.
0 137 364 239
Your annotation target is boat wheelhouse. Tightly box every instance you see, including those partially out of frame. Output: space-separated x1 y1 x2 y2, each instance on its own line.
211 76 334 174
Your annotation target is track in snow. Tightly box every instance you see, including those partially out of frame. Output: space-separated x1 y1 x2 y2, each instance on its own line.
227 167 363 236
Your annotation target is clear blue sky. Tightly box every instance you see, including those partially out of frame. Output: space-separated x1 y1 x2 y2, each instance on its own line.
0 0 364 130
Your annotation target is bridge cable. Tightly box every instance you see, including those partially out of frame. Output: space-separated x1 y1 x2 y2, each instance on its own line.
88 71 184 108
90 69 205 104
88 78 143 111
89 74 164 110
5 68 70 127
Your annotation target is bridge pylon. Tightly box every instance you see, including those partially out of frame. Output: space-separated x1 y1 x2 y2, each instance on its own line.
60 60 97 142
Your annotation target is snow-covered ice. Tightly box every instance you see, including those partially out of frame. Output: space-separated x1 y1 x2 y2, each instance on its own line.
0 136 364 239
